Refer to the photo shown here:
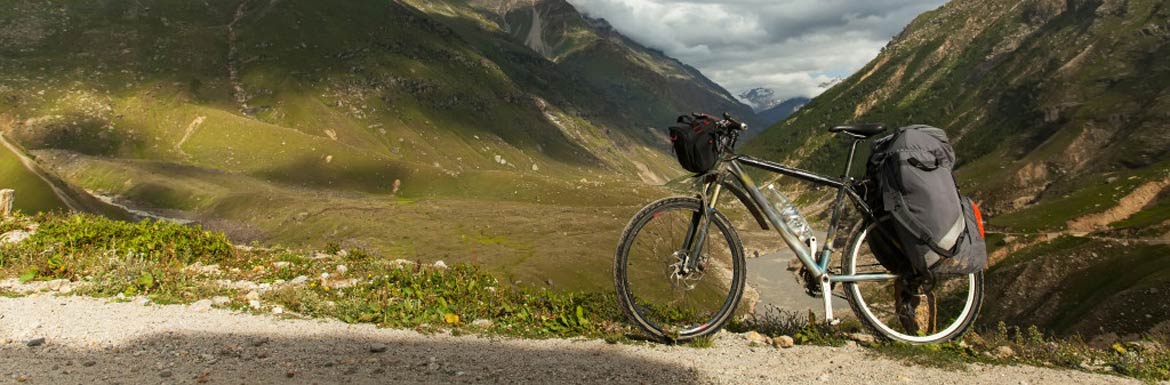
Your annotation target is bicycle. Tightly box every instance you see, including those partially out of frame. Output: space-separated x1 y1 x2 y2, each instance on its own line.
613 113 984 344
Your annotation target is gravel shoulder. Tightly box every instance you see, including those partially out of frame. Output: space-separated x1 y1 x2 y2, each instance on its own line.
0 295 1137 384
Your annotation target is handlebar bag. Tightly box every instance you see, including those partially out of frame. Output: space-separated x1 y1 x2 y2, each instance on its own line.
865 125 987 278
668 114 720 174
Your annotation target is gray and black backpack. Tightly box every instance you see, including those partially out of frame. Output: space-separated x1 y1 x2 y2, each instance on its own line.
865 125 988 277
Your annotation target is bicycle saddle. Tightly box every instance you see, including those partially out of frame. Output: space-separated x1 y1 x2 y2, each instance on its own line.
829 123 887 138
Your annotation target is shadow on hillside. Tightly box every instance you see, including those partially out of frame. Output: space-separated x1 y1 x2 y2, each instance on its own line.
10 329 706 384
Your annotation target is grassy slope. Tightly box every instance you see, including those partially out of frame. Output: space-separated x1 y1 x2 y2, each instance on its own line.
0 138 67 213
743 0 1170 337
0 0 732 292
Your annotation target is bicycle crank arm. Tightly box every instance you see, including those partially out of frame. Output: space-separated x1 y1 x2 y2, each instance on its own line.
821 275 841 326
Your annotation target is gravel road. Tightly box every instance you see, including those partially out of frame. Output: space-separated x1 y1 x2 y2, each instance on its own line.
0 295 1137 384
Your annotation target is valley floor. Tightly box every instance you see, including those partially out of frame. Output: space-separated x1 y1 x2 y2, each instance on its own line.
0 295 1140 385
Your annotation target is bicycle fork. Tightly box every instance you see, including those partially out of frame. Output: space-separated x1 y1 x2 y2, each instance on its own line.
679 177 724 274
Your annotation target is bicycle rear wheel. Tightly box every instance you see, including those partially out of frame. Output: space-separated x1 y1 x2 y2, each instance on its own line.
614 197 746 342
842 222 984 344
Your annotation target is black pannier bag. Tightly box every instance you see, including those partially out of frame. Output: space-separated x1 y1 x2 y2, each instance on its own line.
864 125 988 277
669 114 719 174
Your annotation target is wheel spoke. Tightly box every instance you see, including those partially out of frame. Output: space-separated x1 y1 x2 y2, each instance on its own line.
842 222 983 343
615 198 744 341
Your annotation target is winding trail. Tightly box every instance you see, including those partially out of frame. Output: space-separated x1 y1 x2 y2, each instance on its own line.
0 295 1135 384
175 115 206 158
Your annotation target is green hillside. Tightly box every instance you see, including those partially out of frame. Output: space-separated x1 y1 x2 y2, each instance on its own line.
745 0 1170 339
0 0 759 291
0 136 67 214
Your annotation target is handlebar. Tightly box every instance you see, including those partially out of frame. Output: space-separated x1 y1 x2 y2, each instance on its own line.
722 112 747 132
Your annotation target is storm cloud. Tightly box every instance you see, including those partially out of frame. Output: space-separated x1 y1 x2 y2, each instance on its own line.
567 0 948 102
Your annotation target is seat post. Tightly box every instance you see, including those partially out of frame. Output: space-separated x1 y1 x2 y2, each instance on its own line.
842 139 861 179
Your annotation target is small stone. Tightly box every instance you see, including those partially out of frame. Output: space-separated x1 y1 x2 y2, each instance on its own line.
1 230 30 244
336 265 348 274
743 331 769 347
271 306 284 315
212 296 231 305
433 260 448 269
773 335 795 349
159 370 173 378
189 299 213 312
471 319 493 328
16 375 28 382
245 290 261 300
82 361 96 367
370 344 388 353
133 297 151 306
27 338 45 347
290 276 309 285
994 345 1016 358
272 261 291 269
847 333 876 344
249 300 262 309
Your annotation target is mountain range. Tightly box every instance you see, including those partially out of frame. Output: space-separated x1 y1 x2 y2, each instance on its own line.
744 0 1170 341
0 0 758 290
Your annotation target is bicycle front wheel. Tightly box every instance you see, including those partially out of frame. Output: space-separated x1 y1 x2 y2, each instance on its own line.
614 197 746 342
842 222 984 344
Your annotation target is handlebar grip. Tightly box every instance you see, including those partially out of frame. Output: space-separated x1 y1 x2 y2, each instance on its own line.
722 112 747 131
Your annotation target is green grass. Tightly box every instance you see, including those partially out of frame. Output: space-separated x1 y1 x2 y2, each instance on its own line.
0 140 67 214
0 212 630 339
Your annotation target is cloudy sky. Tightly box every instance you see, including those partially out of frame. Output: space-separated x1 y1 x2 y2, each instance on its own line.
566 0 949 104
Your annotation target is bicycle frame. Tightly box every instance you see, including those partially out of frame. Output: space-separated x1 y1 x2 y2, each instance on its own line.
686 138 898 322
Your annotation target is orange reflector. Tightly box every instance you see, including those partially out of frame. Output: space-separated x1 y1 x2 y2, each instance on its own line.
971 201 986 238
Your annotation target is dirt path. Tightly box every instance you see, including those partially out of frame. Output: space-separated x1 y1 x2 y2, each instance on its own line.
0 296 1134 384
175 116 206 157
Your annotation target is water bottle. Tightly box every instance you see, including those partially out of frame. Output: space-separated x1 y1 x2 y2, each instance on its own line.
764 184 817 251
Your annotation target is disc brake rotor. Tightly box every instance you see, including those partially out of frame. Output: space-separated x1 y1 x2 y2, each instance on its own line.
667 251 704 290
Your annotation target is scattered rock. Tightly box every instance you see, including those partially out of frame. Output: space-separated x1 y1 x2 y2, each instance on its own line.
245 290 261 301
369 343 389 353
159 370 173 378
847 333 876 344
271 306 284 315
212 296 231 306
994 345 1016 359
189 299 214 312
26 338 45 347
1 230 30 244
272 261 291 269
290 276 309 285
773 335 795 349
249 300 262 309
82 361 96 367
471 319 493 328
743 331 770 347
433 260 448 270
336 265 348 274
15 374 28 383
133 297 151 306
390 259 415 267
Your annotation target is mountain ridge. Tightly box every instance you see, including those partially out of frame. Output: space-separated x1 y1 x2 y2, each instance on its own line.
744 0 1170 339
